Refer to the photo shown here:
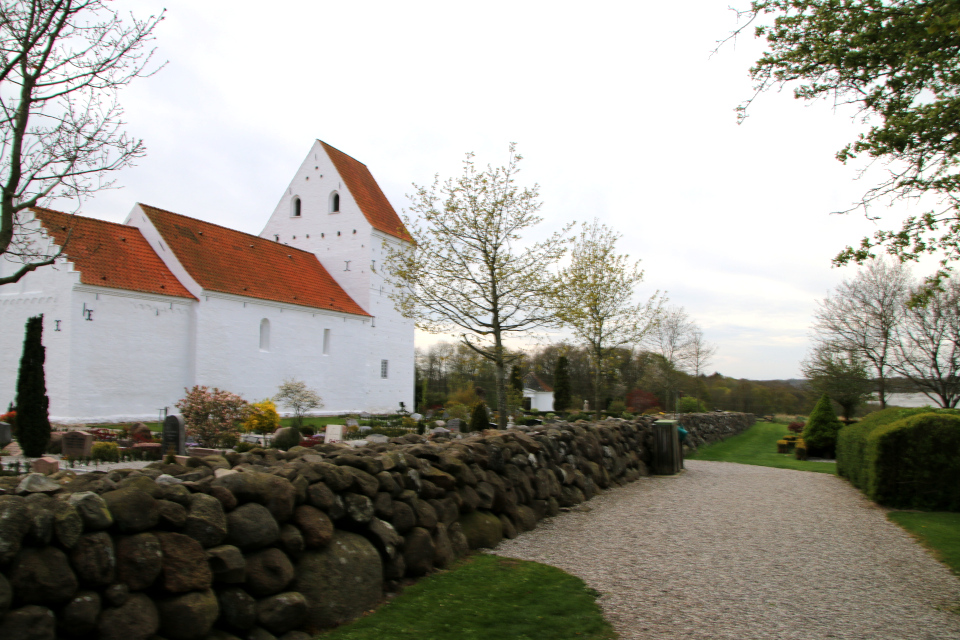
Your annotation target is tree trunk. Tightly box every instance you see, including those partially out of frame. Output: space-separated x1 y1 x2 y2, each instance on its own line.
877 374 886 409
494 334 508 429
593 350 602 420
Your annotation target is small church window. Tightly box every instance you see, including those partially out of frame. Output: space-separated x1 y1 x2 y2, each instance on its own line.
323 328 330 355
292 197 301 217
259 318 270 352
330 191 340 213
381 359 388 378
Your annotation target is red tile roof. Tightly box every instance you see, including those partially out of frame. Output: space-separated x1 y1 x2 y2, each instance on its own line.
320 141 413 242
31 207 196 300
139 204 369 316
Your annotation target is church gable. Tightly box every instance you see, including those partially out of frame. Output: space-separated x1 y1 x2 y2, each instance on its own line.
31 207 195 300
138 204 369 316
319 141 412 242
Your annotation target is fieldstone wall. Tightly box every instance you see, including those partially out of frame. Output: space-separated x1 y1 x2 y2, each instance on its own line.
0 413 753 640
676 412 756 453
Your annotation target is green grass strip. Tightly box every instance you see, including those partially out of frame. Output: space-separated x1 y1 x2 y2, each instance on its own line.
687 421 837 474
320 554 616 640
887 511 960 576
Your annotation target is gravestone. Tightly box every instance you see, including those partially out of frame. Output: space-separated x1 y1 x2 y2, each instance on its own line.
325 424 344 444
31 457 59 475
367 434 389 444
446 418 462 433
62 431 94 458
163 414 186 456
583 400 590 412
0 422 11 448
359 426 371 433
411 413 422 422
345 418 359 430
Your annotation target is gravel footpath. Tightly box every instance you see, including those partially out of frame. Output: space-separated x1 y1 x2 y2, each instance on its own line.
494 460 960 640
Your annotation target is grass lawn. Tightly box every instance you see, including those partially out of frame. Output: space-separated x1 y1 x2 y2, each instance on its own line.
887 511 960 576
687 421 837 474
320 554 616 640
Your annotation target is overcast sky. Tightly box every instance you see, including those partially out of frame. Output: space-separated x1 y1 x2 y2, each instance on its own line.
62 0 941 380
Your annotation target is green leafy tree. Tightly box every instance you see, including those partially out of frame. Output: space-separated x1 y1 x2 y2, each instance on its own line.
0 1 164 286
552 220 663 419
802 393 844 457
385 145 571 428
175 386 247 448
732 0 960 287
15 314 49 456
553 355 571 412
802 345 874 420
469 401 489 433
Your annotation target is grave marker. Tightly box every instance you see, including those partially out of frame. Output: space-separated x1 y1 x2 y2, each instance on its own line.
325 424 344 444
163 415 186 456
31 457 59 475
62 431 94 458
447 418 462 433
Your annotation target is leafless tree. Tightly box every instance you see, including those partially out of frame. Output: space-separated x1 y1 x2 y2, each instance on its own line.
812 259 913 408
0 0 164 286
890 279 960 408
645 305 696 411
685 327 717 408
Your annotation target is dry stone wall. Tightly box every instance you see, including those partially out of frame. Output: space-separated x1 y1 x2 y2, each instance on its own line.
0 413 753 640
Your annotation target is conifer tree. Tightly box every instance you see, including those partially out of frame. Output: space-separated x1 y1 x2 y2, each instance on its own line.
553 356 571 412
509 365 523 394
16 315 50 457
469 402 488 433
802 394 844 458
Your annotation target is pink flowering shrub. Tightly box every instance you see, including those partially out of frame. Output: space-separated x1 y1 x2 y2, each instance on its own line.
176 386 248 448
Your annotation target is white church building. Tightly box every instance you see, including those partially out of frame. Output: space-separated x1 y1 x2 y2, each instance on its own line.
0 140 415 423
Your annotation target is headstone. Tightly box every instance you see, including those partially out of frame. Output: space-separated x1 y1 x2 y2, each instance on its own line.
359 426 371 433
346 418 359 429
411 413 422 422
442 411 449 419
446 418 462 433
367 434 389 444
31 457 59 475
62 431 94 458
325 424 344 444
133 442 162 457
0 422 11 448
162 415 186 456
583 400 590 411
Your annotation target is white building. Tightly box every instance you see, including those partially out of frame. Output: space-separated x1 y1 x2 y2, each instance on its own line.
0 140 415 423
523 373 555 412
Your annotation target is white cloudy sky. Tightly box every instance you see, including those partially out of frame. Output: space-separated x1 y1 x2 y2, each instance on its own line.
60 0 941 380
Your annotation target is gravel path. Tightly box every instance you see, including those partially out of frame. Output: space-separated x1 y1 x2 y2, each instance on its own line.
494 460 960 640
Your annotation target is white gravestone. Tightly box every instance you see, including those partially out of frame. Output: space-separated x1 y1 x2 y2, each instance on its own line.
325 424 344 444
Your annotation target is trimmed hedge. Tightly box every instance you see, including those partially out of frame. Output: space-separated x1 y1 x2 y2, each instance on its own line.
837 407 960 510
802 394 843 457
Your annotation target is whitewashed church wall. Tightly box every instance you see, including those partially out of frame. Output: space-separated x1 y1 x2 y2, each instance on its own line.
61 287 195 423
191 293 378 414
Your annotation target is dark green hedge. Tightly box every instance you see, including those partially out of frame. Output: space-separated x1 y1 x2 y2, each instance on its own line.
837 407 960 510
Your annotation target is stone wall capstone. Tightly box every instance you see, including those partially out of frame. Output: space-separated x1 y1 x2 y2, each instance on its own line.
0 413 753 640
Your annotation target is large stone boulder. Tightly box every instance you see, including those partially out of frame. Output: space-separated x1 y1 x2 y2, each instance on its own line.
0 605 56 640
59 591 100 637
182 493 227 548
116 533 163 591
293 505 333 548
225 503 280 550
403 527 435 576
0 495 29 564
9 546 78 604
457 510 503 549
245 548 294 597
97 593 159 640
216 587 257 631
207 545 246 583
66 491 113 531
256 592 308 635
212 471 296 522
155 532 212 593
51 499 82 549
70 531 116 587
157 588 219 640
102 488 159 533
292 531 382 629
23 493 54 546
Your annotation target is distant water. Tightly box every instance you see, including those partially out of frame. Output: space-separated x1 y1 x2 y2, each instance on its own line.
883 392 948 408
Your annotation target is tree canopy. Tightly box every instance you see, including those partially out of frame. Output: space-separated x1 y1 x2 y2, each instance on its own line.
734 0 960 282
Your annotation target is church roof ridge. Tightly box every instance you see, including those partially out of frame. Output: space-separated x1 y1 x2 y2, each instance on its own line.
139 203 370 316
29 206 197 300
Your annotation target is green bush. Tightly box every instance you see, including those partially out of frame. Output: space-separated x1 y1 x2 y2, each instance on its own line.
469 402 488 433
678 397 707 413
234 441 255 453
91 441 120 463
837 406 960 487
801 394 843 457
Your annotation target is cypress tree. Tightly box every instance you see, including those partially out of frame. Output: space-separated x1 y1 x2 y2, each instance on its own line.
16 315 50 457
469 401 488 433
553 356 571 412
802 393 844 458
509 365 523 393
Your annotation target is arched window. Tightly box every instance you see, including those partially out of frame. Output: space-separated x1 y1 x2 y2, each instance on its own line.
291 197 301 217
259 318 270 351
329 191 340 213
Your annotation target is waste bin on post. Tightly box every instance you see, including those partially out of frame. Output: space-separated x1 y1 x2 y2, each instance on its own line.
653 419 682 475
